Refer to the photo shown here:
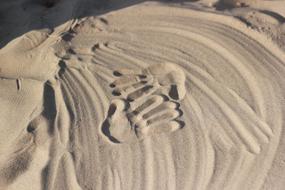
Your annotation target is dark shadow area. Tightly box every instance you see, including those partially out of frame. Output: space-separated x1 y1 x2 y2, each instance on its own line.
41 164 49 190
44 0 58 8
43 82 57 135
101 99 131 143
58 60 67 77
214 1 234 10
0 0 197 49
101 119 121 143
260 10 285 23
169 85 180 100
214 1 249 11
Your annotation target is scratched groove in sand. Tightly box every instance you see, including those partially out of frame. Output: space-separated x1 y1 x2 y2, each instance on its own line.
57 5 285 190
0 4 285 190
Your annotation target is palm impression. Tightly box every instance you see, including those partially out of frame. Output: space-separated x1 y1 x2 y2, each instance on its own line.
101 63 186 144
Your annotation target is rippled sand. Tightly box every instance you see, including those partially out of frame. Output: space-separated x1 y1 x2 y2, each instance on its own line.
0 1 285 190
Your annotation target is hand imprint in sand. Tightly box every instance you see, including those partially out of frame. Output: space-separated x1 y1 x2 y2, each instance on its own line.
110 63 186 101
102 63 186 143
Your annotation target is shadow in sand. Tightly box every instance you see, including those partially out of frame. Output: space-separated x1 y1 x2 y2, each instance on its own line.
0 0 198 49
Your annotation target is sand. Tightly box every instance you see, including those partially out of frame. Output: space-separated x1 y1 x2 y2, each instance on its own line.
0 0 285 189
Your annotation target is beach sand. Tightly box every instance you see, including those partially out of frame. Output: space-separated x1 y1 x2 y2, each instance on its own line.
0 0 285 189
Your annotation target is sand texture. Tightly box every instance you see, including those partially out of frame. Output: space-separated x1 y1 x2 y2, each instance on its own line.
0 0 285 190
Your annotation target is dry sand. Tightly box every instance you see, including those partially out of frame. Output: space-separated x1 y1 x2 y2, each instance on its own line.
0 0 285 190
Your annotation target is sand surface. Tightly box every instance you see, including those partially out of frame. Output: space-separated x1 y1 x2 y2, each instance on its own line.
0 0 285 190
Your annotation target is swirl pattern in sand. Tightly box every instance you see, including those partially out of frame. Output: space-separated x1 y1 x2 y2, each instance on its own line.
1 3 285 190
